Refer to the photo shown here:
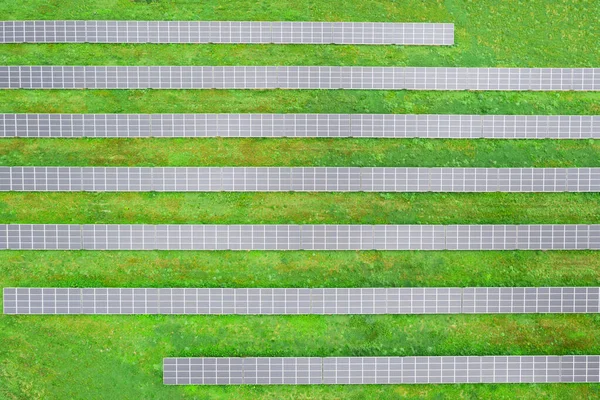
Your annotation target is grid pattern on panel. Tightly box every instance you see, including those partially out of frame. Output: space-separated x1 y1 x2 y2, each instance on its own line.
0 67 598 91
164 356 600 385
1 167 599 193
1 224 599 251
5 287 598 315
462 287 600 314
0 21 454 45
2 114 598 139
164 358 323 385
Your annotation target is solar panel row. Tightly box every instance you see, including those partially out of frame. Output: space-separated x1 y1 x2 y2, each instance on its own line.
2 167 599 193
1 224 598 251
0 21 454 45
163 356 600 385
1 167 598 193
5 287 598 315
2 113 598 139
1 66 598 90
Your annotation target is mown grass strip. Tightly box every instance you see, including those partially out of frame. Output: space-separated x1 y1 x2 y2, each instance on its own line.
1 91 599 114
1 193 598 224
1 250 599 288
1 138 600 167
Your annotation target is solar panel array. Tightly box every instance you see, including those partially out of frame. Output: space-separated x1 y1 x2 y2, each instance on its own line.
2 16 599 390
0 21 454 45
2 167 599 193
1 66 598 90
2 113 598 139
164 356 600 385
1 224 599 251
5 287 598 315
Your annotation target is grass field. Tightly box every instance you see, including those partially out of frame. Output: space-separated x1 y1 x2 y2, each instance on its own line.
1 0 599 399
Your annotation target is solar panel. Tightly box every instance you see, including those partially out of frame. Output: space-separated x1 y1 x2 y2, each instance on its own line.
1 67 598 91
1 167 598 193
2 114 598 139
1 224 598 250
4 287 598 315
163 356 600 385
0 21 454 45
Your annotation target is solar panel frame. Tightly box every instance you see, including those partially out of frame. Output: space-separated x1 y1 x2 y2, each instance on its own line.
1 224 599 251
163 356 600 385
2 67 599 90
2 113 598 138
1 167 598 193
0 21 446 45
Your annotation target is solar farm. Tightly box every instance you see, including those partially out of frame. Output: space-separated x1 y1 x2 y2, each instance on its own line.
1 1 599 399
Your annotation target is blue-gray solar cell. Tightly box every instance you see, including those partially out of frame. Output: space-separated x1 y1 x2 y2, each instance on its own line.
1 167 599 192
4 287 600 315
591 225 600 250
0 21 454 45
1 67 599 90
0 224 81 250
0 224 599 251
163 356 600 385
462 287 600 314
164 357 323 385
562 356 600 383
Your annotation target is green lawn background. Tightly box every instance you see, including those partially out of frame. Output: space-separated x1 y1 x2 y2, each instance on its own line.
0 0 599 399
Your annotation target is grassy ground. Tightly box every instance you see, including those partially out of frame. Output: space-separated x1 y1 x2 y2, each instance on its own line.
1 0 599 399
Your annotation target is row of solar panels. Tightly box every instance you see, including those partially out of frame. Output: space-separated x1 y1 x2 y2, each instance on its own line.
164 356 600 385
1 224 598 250
5 287 598 315
2 167 599 193
2 113 598 138
2 67 598 90
0 21 454 45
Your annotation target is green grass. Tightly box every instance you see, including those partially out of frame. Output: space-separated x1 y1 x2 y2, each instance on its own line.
1 0 600 399
2 313 599 399
1 90 599 115
2 250 600 288
2 193 600 225
2 138 600 167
